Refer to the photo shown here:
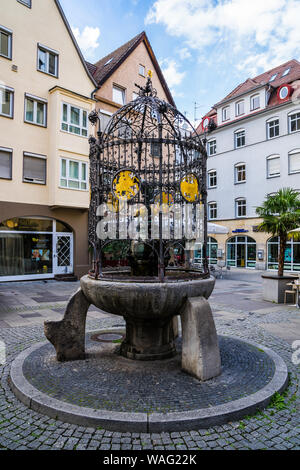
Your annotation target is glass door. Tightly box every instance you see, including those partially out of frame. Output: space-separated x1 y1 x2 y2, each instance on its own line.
237 243 246 267
54 234 73 274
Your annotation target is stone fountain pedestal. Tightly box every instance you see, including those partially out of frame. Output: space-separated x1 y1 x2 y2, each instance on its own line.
44 274 221 381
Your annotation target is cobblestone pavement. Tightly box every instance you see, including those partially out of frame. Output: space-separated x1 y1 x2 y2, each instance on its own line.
0 273 299 450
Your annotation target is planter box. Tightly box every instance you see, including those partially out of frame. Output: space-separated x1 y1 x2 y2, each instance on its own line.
262 274 297 303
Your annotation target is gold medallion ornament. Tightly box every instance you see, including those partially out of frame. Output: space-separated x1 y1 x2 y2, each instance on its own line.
154 192 174 206
180 174 199 202
112 170 141 201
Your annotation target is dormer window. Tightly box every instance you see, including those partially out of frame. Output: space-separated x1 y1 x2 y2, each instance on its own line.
269 73 277 82
282 68 290 77
222 106 230 122
235 100 244 116
104 58 113 66
250 94 260 111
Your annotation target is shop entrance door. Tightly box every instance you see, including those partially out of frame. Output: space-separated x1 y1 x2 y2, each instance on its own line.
54 234 73 275
237 243 246 267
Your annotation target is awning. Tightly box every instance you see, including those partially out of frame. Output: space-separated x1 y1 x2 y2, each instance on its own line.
207 222 229 234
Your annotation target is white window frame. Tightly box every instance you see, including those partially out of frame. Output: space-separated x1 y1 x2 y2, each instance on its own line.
0 25 12 59
234 163 246 184
61 102 88 138
60 158 88 191
234 129 245 149
235 198 246 218
0 147 12 180
288 111 300 134
139 64 145 77
288 149 300 175
23 152 47 185
267 117 279 139
37 43 59 77
113 85 126 105
208 170 217 188
208 202 217 220
0 85 14 118
207 139 216 156
250 94 260 111
222 106 230 122
235 100 244 116
267 155 280 178
24 93 47 127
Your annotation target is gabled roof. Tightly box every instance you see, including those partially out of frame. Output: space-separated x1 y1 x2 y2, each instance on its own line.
54 0 97 87
87 31 175 107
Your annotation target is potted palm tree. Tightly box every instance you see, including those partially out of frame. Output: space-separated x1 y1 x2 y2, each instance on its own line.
256 188 300 303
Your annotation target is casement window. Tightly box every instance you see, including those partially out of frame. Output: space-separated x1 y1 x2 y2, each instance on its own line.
0 26 12 59
250 94 260 111
37 44 58 77
60 158 88 190
150 142 160 157
288 150 300 174
208 170 217 188
61 103 88 137
132 92 139 101
25 94 47 127
208 202 217 220
23 152 46 184
113 85 125 105
207 139 216 156
234 129 245 148
234 163 246 183
0 147 12 179
99 110 112 132
222 106 230 121
235 100 244 116
17 0 32 7
288 112 300 133
267 118 279 139
267 155 280 178
0 86 14 118
139 64 145 77
235 198 246 217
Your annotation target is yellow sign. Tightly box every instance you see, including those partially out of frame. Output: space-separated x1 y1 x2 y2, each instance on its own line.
112 170 141 201
180 174 199 202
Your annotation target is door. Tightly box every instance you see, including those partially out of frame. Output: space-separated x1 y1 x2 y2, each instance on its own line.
237 243 246 267
54 234 73 274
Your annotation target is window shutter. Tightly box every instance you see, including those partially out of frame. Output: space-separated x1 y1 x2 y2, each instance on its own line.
23 156 46 182
0 150 12 178
289 152 300 173
268 157 280 176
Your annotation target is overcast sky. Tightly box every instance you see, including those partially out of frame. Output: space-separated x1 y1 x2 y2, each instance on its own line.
60 0 300 127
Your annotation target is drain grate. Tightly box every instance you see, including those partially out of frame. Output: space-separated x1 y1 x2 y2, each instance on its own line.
91 331 125 343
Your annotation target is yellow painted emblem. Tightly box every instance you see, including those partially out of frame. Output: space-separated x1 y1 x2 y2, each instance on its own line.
112 170 141 201
107 192 122 212
148 69 153 78
154 192 174 206
180 174 199 202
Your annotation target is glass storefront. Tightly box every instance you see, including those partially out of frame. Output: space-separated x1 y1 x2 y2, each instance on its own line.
0 217 73 280
267 236 300 272
194 237 218 265
226 236 256 268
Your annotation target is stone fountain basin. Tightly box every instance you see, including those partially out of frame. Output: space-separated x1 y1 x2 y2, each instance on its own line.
80 273 215 319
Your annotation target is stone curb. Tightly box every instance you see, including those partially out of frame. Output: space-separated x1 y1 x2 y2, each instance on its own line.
9 335 289 433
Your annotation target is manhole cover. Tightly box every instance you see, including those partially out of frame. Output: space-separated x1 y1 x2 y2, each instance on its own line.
91 331 125 343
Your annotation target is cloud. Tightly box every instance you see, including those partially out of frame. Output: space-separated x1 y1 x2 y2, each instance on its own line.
159 58 186 90
177 47 191 60
72 26 100 59
146 0 300 76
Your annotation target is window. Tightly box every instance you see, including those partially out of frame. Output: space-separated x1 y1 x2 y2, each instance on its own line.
267 118 279 139
207 139 216 156
208 170 217 188
279 86 289 100
0 26 12 59
25 94 47 127
235 100 244 116
0 147 12 179
289 112 300 133
23 153 46 184
269 73 277 82
17 0 31 6
113 85 125 105
208 202 217 220
37 44 58 77
150 142 160 158
132 92 139 101
250 94 260 111
267 155 280 178
288 150 300 174
60 158 88 190
0 86 14 118
234 129 245 148
235 198 246 217
235 163 246 183
139 64 145 77
99 110 112 132
222 106 230 121
61 103 88 137
282 68 290 77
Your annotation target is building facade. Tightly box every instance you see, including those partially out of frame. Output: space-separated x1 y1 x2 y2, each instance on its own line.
0 0 97 281
197 60 300 272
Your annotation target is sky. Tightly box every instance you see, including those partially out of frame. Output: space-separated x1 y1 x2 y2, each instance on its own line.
60 0 300 127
